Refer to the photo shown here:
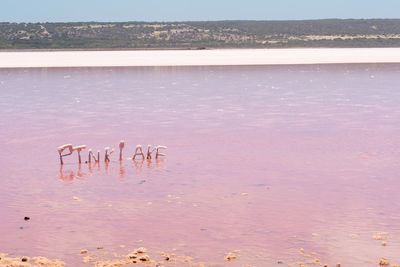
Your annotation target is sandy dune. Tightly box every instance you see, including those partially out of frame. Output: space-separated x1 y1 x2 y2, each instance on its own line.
1 48 400 68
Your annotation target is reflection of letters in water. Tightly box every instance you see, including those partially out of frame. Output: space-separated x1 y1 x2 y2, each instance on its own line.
58 158 166 181
57 140 167 165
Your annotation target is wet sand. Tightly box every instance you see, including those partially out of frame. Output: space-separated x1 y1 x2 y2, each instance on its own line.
0 253 65 266
1 48 400 68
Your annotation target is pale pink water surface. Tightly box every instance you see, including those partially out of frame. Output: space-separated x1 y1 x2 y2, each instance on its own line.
0 65 400 266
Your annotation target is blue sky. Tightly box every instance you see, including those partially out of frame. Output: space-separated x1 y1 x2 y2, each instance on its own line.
1 0 400 22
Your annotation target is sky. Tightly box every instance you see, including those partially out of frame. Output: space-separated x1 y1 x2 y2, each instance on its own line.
1 0 400 23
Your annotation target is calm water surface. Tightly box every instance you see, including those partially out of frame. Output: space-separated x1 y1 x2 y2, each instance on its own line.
0 65 400 266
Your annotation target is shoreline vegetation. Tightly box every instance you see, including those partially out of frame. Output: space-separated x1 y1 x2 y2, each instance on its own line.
1 19 400 50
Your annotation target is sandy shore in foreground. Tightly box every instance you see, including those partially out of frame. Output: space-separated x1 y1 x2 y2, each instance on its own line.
1 48 400 68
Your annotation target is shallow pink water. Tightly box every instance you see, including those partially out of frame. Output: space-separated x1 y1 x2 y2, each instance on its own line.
1 65 400 266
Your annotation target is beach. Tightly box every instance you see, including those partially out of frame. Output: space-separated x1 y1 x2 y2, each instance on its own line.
1 48 400 68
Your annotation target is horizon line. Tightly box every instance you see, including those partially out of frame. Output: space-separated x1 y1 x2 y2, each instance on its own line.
2 18 400 24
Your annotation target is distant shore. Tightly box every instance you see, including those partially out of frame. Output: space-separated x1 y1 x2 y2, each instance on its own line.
1 48 400 68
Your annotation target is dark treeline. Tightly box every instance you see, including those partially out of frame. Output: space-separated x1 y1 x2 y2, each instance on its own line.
1 19 400 49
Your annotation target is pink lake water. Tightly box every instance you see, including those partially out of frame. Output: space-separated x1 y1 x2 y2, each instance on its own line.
0 65 400 266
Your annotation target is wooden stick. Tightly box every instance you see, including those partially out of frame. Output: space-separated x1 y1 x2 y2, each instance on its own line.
156 145 167 159
146 144 157 159
59 151 64 165
105 147 114 162
72 145 86 164
119 140 125 161
105 147 110 162
133 145 145 160
57 144 73 165
88 149 92 163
